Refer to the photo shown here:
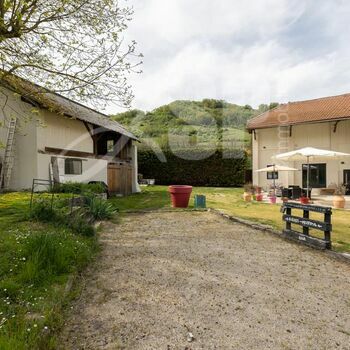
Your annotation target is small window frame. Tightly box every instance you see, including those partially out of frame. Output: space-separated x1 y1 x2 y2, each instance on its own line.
266 164 278 180
107 139 115 154
64 158 83 175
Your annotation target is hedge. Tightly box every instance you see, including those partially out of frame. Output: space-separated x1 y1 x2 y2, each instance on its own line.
138 148 247 187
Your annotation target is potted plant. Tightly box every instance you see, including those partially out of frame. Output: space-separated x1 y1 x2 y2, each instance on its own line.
333 184 346 209
268 195 277 204
300 194 309 205
243 183 253 202
254 185 263 201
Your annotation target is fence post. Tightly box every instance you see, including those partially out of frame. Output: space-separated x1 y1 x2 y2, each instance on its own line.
303 209 310 236
286 207 292 231
324 212 332 250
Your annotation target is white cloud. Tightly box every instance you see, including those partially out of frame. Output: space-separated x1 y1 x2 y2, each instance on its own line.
106 0 350 113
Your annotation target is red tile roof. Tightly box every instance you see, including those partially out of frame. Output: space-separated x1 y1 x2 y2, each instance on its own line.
247 93 350 130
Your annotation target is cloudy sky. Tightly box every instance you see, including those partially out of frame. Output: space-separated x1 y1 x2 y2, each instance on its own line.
116 0 350 112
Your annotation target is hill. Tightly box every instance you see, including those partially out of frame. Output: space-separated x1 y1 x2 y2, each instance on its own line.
111 99 274 151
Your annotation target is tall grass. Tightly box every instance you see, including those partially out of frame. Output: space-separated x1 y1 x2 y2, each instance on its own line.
84 195 117 220
0 226 97 349
20 232 91 284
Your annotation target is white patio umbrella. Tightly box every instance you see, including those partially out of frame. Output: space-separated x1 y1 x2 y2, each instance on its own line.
256 165 299 196
274 147 350 197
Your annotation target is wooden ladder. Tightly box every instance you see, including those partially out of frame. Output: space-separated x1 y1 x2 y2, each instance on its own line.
0 118 17 190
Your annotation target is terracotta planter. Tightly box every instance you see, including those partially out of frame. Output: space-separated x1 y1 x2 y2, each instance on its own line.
333 195 346 209
269 196 277 204
300 197 309 205
255 193 263 202
168 185 193 208
243 192 252 202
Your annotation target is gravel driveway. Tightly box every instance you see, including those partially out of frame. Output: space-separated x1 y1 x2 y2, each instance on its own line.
59 211 350 350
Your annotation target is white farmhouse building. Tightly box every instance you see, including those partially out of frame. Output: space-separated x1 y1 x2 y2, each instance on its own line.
247 93 350 192
0 75 139 195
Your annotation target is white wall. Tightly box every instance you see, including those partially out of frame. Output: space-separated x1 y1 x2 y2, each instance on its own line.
0 87 38 190
37 111 93 153
252 120 350 189
37 154 108 185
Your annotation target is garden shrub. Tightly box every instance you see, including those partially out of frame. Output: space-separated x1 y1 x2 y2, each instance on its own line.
29 200 60 223
138 148 247 186
84 194 116 221
69 213 96 237
53 182 106 195
29 200 96 237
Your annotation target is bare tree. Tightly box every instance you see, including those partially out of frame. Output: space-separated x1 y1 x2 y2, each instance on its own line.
0 0 142 108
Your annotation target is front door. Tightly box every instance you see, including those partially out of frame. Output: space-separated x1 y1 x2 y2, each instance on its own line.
343 170 350 194
302 163 327 188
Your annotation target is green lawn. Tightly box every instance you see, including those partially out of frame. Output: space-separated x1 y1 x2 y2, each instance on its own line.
111 186 350 253
0 193 97 350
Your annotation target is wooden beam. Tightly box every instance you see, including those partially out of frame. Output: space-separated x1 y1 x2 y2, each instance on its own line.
333 121 340 133
45 147 95 158
43 147 132 162
83 121 94 138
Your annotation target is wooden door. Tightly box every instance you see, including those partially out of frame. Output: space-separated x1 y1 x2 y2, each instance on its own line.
108 163 133 196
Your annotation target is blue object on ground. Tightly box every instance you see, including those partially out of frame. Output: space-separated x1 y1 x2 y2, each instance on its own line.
194 194 206 209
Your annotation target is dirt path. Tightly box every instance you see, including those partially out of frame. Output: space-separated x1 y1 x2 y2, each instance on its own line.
59 211 350 350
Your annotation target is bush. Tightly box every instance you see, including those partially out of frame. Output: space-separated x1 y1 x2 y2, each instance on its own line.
138 149 247 187
29 200 60 223
84 195 116 221
29 200 96 237
53 182 106 195
68 213 96 237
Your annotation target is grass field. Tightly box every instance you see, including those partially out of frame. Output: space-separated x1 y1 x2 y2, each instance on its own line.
110 186 350 253
0 193 97 350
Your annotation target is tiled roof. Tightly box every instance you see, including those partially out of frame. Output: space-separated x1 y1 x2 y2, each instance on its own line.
247 93 350 130
1 74 138 140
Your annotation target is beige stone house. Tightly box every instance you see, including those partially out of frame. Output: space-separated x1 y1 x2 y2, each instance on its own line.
0 75 139 194
247 93 350 192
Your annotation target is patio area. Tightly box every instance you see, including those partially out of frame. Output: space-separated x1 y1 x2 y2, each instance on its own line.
257 193 350 210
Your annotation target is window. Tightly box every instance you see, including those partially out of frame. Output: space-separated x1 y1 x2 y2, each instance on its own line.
107 140 115 153
302 163 326 188
266 165 278 180
65 158 82 175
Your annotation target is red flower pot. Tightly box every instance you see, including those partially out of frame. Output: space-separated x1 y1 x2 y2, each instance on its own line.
269 196 277 204
169 185 193 208
255 193 263 202
300 197 309 204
